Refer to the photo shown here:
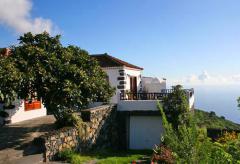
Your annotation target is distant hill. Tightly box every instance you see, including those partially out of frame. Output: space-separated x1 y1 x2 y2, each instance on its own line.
194 109 240 130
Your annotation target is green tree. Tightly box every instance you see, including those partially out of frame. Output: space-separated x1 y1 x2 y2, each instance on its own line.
0 32 114 121
158 102 210 163
237 97 240 109
162 85 190 129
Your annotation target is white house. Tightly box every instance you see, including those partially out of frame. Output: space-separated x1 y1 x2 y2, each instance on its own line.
0 50 195 150
92 53 143 103
0 99 47 124
93 53 195 150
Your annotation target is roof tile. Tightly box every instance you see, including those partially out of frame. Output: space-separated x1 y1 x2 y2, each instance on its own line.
92 53 143 70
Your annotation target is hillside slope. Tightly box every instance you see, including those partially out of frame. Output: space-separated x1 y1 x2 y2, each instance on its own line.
194 109 240 130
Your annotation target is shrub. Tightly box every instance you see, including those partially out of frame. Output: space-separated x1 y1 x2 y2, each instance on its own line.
221 116 226 120
210 142 233 163
55 110 84 129
152 144 175 163
0 110 9 118
162 85 190 129
209 111 216 117
226 141 240 161
217 131 238 143
157 102 212 163
215 133 240 163
3 104 15 109
58 149 75 161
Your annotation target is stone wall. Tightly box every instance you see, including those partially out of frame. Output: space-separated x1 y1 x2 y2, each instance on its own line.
81 104 118 151
42 104 118 162
43 127 79 161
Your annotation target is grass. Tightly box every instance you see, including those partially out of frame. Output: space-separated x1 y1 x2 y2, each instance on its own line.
194 109 240 130
59 149 152 164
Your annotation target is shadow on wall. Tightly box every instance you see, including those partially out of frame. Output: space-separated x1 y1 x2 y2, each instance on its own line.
89 106 119 150
80 104 119 151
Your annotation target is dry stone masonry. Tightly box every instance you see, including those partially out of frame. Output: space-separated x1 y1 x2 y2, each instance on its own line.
42 104 118 161
43 127 79 161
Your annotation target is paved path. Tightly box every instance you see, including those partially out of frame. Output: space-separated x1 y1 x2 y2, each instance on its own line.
0 115 56 164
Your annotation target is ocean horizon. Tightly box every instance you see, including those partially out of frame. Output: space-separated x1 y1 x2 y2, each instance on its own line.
188 85 240 124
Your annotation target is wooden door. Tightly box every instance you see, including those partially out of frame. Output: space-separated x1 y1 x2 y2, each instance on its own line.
130 76 137 93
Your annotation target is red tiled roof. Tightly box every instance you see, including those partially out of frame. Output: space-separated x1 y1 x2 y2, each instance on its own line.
92 53 143 70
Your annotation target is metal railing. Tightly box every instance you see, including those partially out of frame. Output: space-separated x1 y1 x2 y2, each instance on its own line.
120 89 194 101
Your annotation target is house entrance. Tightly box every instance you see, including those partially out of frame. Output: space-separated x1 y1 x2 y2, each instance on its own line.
130 76 137 93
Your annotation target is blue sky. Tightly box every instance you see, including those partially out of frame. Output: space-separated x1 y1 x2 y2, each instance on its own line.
1 0 240 85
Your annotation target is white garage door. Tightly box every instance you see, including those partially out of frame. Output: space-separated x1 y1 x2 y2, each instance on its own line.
129 116 163 150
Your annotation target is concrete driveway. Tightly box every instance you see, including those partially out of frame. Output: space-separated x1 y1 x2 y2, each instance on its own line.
0 115 56 164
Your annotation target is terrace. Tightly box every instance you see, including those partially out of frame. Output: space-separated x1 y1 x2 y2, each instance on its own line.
118 89 195 111
120 89 194 101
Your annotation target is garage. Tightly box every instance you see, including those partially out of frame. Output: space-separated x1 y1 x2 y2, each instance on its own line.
129 116 163 150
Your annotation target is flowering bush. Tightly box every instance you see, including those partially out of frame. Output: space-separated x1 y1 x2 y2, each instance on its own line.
213 133 240 163
217 131 238 143
152 144 175 163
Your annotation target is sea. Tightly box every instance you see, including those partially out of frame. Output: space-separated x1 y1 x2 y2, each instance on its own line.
188 85 240 124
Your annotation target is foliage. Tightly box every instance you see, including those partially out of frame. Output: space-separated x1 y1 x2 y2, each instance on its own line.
158 102 213 163
158 101 240 163
210 142 233 163
55 110 84 129
237 97 240 109
156 85 240 163
3 104 15 109
194 109 240 130
0 48 4 53
0 32 114 121
217 131 238 143
0 54 22 105
58 149 152 164
162 85 190 129
221 116 226 120
212 133 240 163
152 144 175 163
0 110 9 118
208 138 240 163
209 111 216 117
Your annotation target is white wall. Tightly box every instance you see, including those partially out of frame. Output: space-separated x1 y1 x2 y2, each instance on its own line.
103 66 142 104
189 94 195 110
124 67 142 91
118 98 194 111
129 116 163 149
141 77 166 93
118 100 159 111
2 99 47 123
103 67 122 103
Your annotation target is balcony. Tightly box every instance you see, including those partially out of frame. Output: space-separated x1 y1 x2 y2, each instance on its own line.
120 89 194 101
118 89 195 111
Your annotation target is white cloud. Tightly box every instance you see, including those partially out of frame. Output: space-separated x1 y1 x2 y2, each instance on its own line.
198 70 210 82
231 75 240 82
0 0 57 34
170 71 240 86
